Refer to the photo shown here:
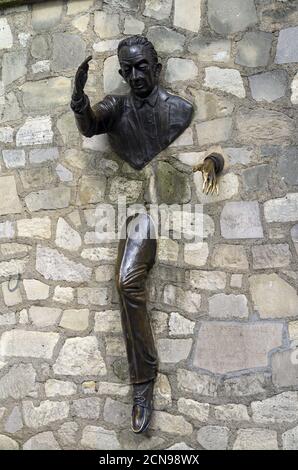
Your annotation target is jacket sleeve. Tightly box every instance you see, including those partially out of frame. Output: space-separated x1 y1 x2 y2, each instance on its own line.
70 93 119 138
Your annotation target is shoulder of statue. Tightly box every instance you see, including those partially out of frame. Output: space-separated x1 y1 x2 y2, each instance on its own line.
160 88 193 110
94 94 126 114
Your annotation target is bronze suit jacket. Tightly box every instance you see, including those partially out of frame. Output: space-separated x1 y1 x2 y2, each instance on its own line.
72 86 193 170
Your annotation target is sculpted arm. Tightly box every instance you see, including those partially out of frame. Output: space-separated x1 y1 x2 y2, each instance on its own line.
70 56 113 138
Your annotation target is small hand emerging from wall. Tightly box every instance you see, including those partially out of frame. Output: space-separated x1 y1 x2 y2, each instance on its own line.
192 152 224 195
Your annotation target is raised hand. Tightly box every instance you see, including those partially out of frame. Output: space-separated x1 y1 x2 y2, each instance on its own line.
193 157 219 195
73 55 92 98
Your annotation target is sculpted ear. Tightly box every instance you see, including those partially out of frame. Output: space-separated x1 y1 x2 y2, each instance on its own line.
155 63 162 77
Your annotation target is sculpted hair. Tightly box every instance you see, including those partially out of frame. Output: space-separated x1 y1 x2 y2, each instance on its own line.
117 35 158 64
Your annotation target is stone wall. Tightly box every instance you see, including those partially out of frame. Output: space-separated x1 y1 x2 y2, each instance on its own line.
0 0 298 450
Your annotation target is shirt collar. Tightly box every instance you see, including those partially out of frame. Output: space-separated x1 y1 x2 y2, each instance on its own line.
132 86 159 109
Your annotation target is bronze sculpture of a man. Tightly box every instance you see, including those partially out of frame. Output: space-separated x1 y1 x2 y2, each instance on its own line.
71 35 223 433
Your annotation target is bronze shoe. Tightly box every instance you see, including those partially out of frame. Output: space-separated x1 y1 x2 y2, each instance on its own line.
131 380 154 433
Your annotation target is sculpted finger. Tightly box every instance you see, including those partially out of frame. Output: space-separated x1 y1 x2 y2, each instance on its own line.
206 179 212 195
80 55 93 70
215 181 219 195
192 163 203 173
202 173 208 192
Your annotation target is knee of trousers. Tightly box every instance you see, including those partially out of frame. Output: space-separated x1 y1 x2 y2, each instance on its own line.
115 267 147 297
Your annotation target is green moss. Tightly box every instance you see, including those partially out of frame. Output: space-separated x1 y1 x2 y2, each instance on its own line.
156 161 191 204
0 0 39 9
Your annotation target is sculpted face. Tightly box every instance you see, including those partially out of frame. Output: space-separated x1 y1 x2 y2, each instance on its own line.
118 44 161 98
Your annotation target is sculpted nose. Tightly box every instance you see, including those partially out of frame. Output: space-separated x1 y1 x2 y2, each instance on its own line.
132 67 137 80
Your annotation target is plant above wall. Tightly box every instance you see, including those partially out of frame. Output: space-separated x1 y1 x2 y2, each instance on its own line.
0 0 41 9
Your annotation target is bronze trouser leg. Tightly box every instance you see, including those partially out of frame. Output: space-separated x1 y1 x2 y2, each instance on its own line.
115 212 158 385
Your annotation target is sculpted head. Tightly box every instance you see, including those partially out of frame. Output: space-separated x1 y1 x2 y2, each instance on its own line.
118 35 162 98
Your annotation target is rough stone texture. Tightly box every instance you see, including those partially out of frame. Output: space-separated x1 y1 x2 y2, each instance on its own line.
147 26 185 54
94 11 120 39
5 406 23 434
0 330 59 359
249 71 288 102
17 217 51 239
151 411 193 435
23 280 50 300
189 270 226 291
196 118 233 146
0 0 297 451
264 193 298 222
0 435 19 450
124 16 144 35
16 116 53 146
249 274 298 319
143 0 173 20
36 246 92 282
32 1 63 31
53 337 107 376
52 33 86 72
103 55 127 94
23 400 69 428
169 312 195 336
2 149 25 169
25 187 71 212
59 309 90 331
0 364 36 400
204 67 245 98
208 0 257 34
0 176 22 216
278 148 298 185
272 350 298 388
251 392 298 424
103 398 130 426
165 58 198 82
72 397 102 419
242 164 270 192
178 398 209 422
220 201 264 239
94 310 121 333
55 218 82 251
21 78 71 112
57 422 78 446
282 426 298 450
237 109 294 144
252 244 291 269
291 225 298 255
208 293 249 319
275 27 298 64
233 429 278 450
291 72 298 104
211 245 248 270
184 242 209 267
29 306 61 328
174 0 201 32
236 32 273 67
157 339 192 363
193 90 234 121
214 404 249 422
2 51 27 86
0 18 13 49
193 322 283 374
45 379 76 397
23 432 60 450
197 425 229 450
164 284 201 313
81 425 121 450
